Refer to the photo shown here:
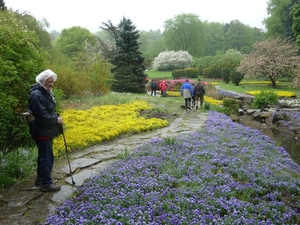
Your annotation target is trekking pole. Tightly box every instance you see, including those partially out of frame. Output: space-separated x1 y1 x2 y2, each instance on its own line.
60 124 76 185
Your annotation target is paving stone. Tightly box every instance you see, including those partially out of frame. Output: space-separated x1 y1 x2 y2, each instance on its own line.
52 185 77 204
65 169 98 186
61 158 100 174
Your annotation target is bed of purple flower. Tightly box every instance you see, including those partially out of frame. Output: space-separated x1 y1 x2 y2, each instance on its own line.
42 111 300 225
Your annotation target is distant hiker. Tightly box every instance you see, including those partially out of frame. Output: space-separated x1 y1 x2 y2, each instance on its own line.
159 80 167 97
150 79 158 96
180 79 194 111
194 79 205 109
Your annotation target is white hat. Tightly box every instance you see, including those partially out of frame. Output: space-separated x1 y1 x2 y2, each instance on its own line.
36 69 57 85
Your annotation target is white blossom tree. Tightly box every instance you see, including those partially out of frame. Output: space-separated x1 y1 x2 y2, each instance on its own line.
152 50 193 70
236 38 300 88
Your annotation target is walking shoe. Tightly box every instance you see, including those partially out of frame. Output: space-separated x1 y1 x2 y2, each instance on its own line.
40 183 61 192
35 177 42 185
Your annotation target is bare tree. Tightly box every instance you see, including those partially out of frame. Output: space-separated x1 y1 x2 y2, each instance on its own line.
98 20 119 61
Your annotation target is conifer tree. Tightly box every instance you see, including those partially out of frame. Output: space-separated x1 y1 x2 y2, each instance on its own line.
110 17 147 93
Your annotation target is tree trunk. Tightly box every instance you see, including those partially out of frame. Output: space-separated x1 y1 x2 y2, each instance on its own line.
271 79 277 88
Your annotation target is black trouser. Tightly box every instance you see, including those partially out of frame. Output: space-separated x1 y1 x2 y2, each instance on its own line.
185 98 191 109
34 137 54 185
151 88 157 96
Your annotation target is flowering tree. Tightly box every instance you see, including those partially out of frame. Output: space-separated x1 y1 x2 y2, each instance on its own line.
236 38 300 88
152 50 193 70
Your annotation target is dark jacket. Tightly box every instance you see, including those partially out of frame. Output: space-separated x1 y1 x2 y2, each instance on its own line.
194 83 205 97
28 84 59 138
150 80 157 89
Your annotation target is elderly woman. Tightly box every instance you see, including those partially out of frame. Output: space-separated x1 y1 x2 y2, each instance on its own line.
28 69 63 192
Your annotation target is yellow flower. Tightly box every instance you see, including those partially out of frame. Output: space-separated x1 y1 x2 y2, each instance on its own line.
53 101 168 157
167 91 181 97
204 96 223 106
246 90 295 97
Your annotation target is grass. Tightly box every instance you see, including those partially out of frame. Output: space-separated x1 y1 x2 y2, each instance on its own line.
146 70 173 79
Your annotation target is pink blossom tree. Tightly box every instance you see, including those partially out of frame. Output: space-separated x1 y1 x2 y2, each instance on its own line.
236 38 300 88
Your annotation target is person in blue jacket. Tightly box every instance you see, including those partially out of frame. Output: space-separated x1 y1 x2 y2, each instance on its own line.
180 79 194 111
28 69 63 192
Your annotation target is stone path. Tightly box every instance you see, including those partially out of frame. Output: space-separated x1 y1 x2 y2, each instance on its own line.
0 109 208 225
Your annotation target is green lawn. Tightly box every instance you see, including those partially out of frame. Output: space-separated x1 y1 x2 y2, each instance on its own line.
146 70 172 79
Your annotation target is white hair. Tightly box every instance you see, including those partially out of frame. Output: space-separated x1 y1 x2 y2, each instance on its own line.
36 69 57 85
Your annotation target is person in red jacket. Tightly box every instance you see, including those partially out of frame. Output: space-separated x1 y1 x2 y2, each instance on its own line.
159 80 167 97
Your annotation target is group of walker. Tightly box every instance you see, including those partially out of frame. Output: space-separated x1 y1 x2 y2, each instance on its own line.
180 79 205 111
150 79 168 97
149 78 205 111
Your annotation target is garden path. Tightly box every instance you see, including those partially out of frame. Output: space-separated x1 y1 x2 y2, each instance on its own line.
0 108 208 225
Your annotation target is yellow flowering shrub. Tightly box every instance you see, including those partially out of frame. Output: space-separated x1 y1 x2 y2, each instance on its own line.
53 101 168 157
246 90 296 97
167 91 181 97
204 96 223 106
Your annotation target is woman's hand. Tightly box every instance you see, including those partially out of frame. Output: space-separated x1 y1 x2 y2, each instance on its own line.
57 116 63 124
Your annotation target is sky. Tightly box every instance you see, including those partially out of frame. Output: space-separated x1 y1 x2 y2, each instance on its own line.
5 0 269 33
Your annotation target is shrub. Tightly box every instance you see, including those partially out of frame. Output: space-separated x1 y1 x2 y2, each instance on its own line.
0 11 46 152
223 98 240 115
252 89 279 109
202 66 221 79
172 69 187 79
221 67 231 83
202 67 213 78
152 50 193 70
185 68 199 78
204 102 210 110
205 83 221 100
230 70 244 85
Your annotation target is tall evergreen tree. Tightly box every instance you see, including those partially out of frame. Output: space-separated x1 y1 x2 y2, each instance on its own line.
111 17 147 93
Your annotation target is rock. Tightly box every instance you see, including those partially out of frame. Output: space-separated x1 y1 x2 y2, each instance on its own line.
260 111 272 119
272 111 288 124
230 114 239 122
246 109 256 115
238 108 244 116
252 110 260 118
